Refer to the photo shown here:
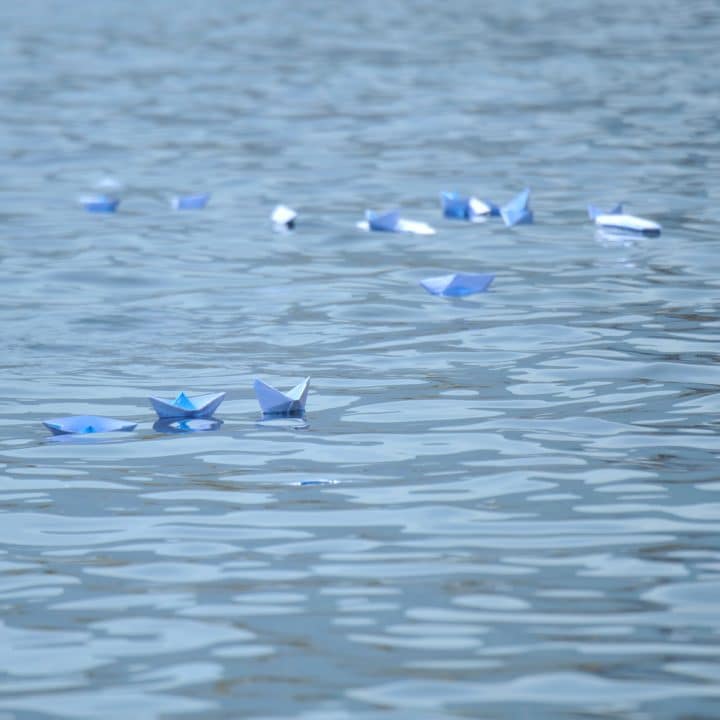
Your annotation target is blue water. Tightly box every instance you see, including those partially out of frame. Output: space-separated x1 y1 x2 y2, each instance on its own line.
1 1 720 718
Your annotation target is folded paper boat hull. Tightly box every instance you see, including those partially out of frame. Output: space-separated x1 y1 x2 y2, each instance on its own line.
254 378 310 415
595 213 661 237
43 415 137 435
441 193 494 221
500 189 533 227
420 272 495 297
79 195 120 213
149 392 226 419
172 194 210 210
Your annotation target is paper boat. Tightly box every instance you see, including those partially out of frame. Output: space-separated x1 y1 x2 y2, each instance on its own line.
271 204 297 230
588 203 661 236
357 210 435 235
148 391 226 419
78 194 120 213
420 272 495 297
441 192 499 221
253 377 310 415
43 415 137 435
500 188 533 227
171 193 211 210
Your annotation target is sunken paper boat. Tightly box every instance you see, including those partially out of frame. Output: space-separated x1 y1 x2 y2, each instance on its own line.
78 194 120 213
271 204 297 230
588 204 661 237
441 192 499 222
357 210 435 236
171 193 211 210
148 391 226 419
420 272 495 297
43 415 137 435
253 377 310 415
500 188 533 227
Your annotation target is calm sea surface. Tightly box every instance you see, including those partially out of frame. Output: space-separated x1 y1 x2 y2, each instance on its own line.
1 1 720 718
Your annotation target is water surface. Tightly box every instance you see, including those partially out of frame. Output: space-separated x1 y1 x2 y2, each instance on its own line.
1 1 720 718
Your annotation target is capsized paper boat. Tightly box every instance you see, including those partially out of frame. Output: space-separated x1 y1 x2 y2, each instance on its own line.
588 203 661 236
43 415 137 435
271 204 297 230
171 193 211 210
500 188 533 227
78 194 120 213
357 210 435 235
253 377 310 415
148 391 226 419
420 272 495 297
441 192 499 221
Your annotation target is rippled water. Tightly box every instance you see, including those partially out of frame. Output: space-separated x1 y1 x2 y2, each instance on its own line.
1 1 720 718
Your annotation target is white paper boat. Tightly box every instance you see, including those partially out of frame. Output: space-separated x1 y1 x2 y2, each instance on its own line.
253 377 310 415
588 204 661 236
271 204 297 230
357 210 435 235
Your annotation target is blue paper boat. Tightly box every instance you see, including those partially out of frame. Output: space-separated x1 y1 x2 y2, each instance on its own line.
78 194 120 213
366 209 401 232
441 192 499 221
148 391 226 419
271 204 297 230
253 377 310 415
500 188 533 227
420 272 495 297
43 415 137 435
588 203 661 236
171 193 211 210
357 210 435 235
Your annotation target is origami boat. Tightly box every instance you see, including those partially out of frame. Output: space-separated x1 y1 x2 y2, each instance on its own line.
420 272 495 297
78 194 120 213
271 204 297 230
441 192 499 221
148 391 226 419
43 415 137 435
500 188 533 227
253 377 310 415
171 193 211 210
588 204 661 236
357 210 435 235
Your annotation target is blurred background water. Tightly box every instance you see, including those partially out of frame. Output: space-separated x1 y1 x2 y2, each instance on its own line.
1 0 720 718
